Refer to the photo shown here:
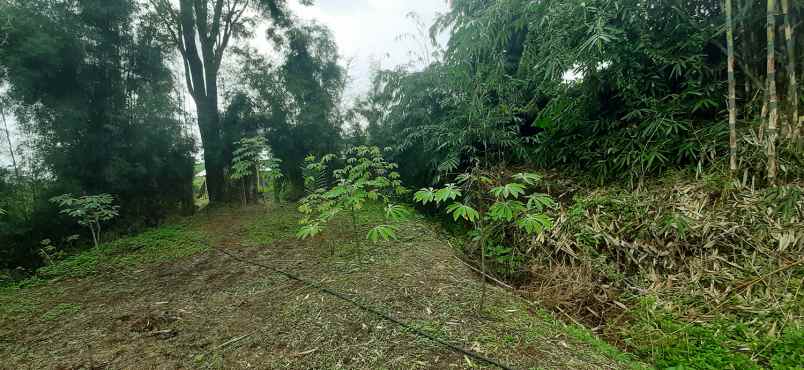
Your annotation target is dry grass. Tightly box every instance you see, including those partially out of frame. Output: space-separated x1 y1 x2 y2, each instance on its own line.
512 169 804 366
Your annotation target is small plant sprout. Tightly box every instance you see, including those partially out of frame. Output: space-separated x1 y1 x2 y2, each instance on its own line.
413 170 556 312
50 194 120 248
297 146 409 254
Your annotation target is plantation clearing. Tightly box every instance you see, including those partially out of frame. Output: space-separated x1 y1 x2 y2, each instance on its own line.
0 204 638 369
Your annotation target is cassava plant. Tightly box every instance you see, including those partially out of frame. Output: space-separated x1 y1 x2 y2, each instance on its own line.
230 136 271 206
413 170 556 312
297 146 409 254
50 194 120 248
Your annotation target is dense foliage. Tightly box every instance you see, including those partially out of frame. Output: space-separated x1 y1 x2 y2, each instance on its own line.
363 0 803 187
230 22 346 198
0 0 194 269
1 0 803 368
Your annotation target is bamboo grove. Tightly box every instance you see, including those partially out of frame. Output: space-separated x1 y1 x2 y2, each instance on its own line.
725 0 802 184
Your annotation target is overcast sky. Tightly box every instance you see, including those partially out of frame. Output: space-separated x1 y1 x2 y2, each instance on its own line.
286 0 449 100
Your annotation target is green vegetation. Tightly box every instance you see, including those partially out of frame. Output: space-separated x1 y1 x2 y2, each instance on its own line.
297 146 409 246
1 0 803 368
50 194 120 248
0 203 638 369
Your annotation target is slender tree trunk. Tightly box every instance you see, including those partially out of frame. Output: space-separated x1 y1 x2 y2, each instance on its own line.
479 229 487 314
351 205 360 251
767 0 779 183
782 0 798 140
727 0 738 173
89 223 99 248
0 102 21 181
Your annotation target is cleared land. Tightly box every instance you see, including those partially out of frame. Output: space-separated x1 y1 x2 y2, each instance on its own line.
0 204 639 369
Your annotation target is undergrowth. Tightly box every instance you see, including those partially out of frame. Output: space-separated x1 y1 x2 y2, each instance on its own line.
508 167 804 369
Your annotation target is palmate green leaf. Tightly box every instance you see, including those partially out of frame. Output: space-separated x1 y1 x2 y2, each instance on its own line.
516 213 554 234
512 172 542 185
446 202 480 222
297 223 323 239
488 200 526 222
385 204 411 221
435 184 462 204
413 187 437 205
324 185 349 199
526 193 557 211
367 225 397 241
320 207 341 221
490 183 526 199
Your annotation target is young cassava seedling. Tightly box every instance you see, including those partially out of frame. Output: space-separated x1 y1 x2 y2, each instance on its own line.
50 194 120 248
297 146 409 254
413 170 555 312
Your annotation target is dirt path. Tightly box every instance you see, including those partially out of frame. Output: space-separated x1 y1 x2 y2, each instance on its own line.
0 204 638 369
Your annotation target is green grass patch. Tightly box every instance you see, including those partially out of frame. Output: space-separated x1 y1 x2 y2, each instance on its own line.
0 284 41 319
624 296 804 369
42 303 80 321
243 205 298 246
37 223 205 280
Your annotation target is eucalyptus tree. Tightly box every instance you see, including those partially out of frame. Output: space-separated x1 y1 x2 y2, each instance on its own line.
147 0 311 203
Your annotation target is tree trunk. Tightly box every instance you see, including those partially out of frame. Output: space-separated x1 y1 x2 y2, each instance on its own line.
782 0 798 141
767 0 779 184
197 100 227 203
727 0 738 174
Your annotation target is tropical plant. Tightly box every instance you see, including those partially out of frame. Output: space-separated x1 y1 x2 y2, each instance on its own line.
261 156 284 202
230 136 269 205
413 170 555 311
50 194 120 248
297 146 408 254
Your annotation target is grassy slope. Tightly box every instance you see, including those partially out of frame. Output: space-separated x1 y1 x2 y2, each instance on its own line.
0 203 641 370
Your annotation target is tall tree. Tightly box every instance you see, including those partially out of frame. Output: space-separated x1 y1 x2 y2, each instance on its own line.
726 0 738 173
767 0 779 183
148 0 304 203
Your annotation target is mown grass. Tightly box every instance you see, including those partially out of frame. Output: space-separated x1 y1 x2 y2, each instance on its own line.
1 201 645 369
34 223 206 280
0 206 243 321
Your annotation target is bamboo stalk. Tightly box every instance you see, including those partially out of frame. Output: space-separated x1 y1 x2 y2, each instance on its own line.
767 0 779 184
782 0 798 141
727 0 738 173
